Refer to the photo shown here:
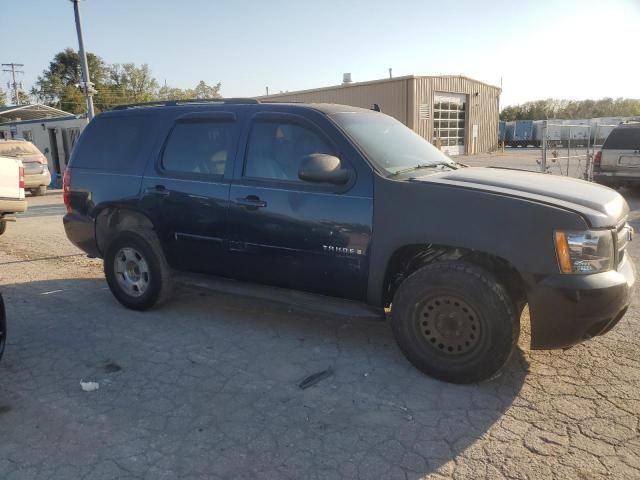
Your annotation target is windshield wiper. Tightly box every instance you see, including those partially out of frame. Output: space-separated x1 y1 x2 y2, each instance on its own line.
389 163 453 178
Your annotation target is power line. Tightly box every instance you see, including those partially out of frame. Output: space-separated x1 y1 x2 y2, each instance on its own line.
1 62 25 105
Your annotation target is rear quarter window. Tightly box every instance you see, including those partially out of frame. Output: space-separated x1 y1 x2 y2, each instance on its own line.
603 127 640 150
70 114 155 174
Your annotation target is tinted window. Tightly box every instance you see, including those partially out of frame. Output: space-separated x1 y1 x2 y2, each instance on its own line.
71 115 151 173
244 121 334 182
603 127 640 150
162 121 234 176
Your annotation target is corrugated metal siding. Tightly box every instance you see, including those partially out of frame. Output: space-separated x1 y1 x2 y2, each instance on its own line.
414 77 500 154
260 78 410 124
260 75 500 154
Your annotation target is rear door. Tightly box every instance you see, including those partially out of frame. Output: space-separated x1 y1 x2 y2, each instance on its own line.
225 112 373 301
139 112 239 274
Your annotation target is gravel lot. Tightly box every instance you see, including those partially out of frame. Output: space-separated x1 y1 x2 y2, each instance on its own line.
1 177 639 479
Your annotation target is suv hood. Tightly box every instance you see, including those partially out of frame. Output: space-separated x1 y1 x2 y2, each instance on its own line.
414 167 627 228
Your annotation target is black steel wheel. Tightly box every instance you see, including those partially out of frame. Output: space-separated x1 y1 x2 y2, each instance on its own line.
416 295 482 356
391 261 519 384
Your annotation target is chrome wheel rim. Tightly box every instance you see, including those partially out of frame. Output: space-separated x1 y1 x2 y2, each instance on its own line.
114 247 150 298
417 295 481 355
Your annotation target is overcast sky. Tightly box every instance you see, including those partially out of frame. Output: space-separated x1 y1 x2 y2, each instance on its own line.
1 0 638 108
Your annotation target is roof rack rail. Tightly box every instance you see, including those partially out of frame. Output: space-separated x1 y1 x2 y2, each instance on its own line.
112 97 260 110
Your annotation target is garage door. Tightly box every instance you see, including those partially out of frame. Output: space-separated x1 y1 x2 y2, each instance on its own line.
433 93 466 156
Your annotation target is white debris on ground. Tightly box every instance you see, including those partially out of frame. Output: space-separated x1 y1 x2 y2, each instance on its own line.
80 381 99 392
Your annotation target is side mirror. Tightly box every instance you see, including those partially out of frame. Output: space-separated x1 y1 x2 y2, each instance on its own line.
298 154 351 185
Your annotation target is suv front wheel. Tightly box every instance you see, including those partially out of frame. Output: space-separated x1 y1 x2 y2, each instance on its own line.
391 261 519 384
104 228 173 310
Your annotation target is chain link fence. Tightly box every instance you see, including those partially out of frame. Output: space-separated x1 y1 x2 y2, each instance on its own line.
539 122 592 180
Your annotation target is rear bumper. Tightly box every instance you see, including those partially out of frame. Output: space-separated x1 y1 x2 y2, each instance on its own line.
594 172 640 186
0 198 27 214
24 170 51 189
526 254 635 349
63 212 101 257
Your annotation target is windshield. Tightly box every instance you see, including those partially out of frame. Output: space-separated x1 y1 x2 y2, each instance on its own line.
331 111 455 175
0 141 41 157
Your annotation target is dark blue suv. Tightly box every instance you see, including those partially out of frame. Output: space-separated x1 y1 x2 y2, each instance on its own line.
64 99 634 383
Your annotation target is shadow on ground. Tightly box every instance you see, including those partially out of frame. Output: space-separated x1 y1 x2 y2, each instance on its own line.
0 277 529 479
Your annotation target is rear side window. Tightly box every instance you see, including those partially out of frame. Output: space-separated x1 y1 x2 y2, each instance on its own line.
0 141 41 157
70 115 152 173
603 127 640 150
162 121 235 177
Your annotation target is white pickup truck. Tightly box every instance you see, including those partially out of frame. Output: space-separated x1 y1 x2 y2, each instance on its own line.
0 154 27 236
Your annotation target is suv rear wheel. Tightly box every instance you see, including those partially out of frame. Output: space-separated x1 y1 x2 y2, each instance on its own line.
104 228 172 310
391 261 519 384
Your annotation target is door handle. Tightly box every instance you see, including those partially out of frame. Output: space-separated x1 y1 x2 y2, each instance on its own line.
236 195 267 209
144 185 170 197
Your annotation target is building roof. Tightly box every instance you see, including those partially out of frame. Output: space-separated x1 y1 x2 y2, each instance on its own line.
259 74 501 99
0 104 74 124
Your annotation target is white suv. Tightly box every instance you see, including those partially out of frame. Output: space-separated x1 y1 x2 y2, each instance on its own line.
594 122 640 188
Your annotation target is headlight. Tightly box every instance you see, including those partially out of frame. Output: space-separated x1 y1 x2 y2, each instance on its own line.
554 230 614 274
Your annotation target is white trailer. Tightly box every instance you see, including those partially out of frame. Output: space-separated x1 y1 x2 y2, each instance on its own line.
0 115 88 183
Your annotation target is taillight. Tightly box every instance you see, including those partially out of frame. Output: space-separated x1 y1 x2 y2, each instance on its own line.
18 166 25 189
594 151 602 169
63 168 72 213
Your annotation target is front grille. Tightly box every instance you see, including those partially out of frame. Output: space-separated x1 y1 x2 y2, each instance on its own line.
616 221 632 266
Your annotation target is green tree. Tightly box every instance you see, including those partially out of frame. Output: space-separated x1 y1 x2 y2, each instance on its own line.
106 63 159 104
501 97 640 120
31 48 109 113
157 80 222 101
0 87 6 107
193 80 222 99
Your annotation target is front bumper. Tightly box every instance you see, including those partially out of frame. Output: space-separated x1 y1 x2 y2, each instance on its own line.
0 198 27 214
526 254 635 349
24 170 52 189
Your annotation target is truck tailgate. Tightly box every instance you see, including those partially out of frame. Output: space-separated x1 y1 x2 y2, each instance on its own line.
0 155 23 200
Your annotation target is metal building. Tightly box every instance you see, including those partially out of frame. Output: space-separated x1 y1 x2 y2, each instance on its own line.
260 75 501 156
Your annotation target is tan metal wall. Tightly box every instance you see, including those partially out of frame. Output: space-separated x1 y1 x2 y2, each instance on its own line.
414 76 500 154
260 77 411 125
259 75 500 154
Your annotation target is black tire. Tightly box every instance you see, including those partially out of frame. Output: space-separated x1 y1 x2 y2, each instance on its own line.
104 228 173 310
0 221 6 236
0 293 6 361
391 261 519 384
32 186 47 196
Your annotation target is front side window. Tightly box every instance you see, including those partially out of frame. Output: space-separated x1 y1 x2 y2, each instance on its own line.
162 121 234 176
244 121 334 182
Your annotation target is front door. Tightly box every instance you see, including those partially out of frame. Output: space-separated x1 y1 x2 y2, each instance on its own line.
140 113 238 274
226 114 373 301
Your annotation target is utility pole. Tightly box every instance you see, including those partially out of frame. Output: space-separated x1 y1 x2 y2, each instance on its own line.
1 63 25 105
70 0 95 120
